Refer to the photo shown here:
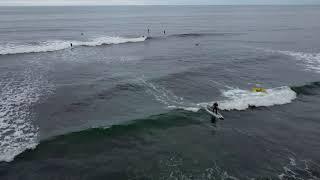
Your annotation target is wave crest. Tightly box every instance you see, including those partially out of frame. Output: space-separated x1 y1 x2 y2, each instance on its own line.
0 36 147 55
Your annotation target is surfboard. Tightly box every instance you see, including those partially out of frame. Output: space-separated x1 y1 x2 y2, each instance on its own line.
205 105 224 120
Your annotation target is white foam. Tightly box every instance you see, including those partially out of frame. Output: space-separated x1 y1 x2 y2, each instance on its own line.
271 50 320 73
278 158 320 180
141 78 296 112
167 106 199 112
0 79 39 162
216 86 297 111
139 78 187 107
0 36 147 55
0 40 71 55
197 86 296 111
289 157 297 166
196 86 296 111
0 63 53 162
74 36 147 47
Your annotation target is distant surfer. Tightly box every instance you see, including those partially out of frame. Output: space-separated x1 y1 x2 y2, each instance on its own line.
147 28 150 34
163 30 166 35
70 43 73 47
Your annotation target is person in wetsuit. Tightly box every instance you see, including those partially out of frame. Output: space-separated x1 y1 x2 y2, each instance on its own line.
212 102 218 114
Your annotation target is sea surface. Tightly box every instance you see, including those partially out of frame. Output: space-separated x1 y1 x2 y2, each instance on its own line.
0 5 320 180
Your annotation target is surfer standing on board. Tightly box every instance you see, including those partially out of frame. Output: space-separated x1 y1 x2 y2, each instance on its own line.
212 102 219 114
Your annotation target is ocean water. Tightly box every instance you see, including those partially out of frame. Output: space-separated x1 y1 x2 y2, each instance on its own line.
0 6 320 180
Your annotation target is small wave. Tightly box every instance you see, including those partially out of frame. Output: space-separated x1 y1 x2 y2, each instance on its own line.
0 36 147 55
75 36 147 47
146 32 241 41
291 81 320 96
170 32 241 38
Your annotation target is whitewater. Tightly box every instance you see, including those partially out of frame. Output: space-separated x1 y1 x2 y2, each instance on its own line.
141 79 297 112
0 36 147 55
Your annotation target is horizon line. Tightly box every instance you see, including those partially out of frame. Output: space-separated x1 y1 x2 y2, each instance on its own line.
1 4 320 7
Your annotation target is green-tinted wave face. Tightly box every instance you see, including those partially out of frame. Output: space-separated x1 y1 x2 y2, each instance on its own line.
13 109 204 162
12 81 320 163
291 81 320 96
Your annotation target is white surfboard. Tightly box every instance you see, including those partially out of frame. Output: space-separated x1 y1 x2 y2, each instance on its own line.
205 105 224 120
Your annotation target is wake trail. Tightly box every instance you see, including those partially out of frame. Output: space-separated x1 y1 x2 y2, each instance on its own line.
139 79 296 112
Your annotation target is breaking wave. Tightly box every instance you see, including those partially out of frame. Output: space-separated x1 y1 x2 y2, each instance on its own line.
0 32 241 55
0 36 147 55
214 86 297 111
140 79 296 112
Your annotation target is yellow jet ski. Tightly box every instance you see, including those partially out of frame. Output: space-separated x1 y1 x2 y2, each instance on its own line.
251 87 267 93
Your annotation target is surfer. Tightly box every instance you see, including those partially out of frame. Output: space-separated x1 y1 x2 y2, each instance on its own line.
212 102 219 114
163 30 166 35
205 102 224 122
148 28 150 34
70 43 73 47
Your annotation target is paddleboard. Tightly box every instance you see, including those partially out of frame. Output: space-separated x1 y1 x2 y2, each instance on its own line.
205 105 224 120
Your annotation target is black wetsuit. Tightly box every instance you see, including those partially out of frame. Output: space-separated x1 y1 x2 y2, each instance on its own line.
212 103 218 114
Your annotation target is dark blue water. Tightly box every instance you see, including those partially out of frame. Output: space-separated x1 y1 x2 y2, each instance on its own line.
0 6 320 180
